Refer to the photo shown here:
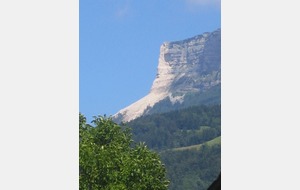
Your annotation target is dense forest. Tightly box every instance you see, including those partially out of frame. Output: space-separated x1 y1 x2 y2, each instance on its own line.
160 145 220 190
127 105 221 150
125 104 221 190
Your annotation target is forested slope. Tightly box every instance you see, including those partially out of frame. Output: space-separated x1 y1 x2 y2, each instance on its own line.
125 105 221 190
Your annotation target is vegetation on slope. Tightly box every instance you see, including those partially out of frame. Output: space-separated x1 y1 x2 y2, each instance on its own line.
127 104 221 151
170 136 220 151
79 104 221 190
145 84 221 116
160 144 221 190
125 104 221 190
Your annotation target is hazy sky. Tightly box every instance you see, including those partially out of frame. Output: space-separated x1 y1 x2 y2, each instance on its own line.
80 0 221 122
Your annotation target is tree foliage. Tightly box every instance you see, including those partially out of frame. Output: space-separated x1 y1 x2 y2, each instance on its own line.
79 113 169 190
127 105 221 150
160 144 221 190
125 105 221 190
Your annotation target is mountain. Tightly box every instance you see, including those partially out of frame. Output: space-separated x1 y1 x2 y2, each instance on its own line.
113 28 221 123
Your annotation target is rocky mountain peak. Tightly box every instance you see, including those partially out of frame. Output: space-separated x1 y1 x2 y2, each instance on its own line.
112 29 221 123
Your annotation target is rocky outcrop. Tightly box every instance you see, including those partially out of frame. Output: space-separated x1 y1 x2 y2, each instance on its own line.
113 29 221 123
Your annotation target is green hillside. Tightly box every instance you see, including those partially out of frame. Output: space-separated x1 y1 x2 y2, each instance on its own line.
125 105 221 190
171 136 221 151
160 143 220 190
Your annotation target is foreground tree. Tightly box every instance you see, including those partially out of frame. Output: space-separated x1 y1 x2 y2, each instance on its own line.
79 113 169 190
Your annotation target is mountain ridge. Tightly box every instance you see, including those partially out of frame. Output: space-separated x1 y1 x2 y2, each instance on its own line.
113 28 221 123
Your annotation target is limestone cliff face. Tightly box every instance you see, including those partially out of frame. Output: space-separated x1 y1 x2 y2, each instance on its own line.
113 29 221 123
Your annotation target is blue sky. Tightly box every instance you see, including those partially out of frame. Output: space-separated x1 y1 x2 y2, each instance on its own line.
80 0 221 122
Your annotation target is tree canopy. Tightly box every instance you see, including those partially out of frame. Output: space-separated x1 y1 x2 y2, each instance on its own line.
79 113 169 190
126 105 221 190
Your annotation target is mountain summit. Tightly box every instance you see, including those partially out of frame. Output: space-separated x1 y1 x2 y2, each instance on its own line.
113 29 221 123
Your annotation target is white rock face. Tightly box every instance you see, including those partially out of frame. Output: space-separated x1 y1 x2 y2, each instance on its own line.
112 44 172 122
113 29 221 123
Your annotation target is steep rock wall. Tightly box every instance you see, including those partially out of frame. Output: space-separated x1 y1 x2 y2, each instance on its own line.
113 29 221 123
